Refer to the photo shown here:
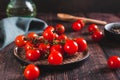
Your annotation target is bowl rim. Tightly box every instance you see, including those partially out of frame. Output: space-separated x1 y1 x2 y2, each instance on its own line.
104 22 120 35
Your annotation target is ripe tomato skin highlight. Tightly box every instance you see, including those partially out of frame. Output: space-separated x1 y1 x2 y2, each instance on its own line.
48 50 63 65
43 30 55 41
72 21 82 31
92 31 103 42
64 40 78 55
26 49 41 61
50 44 64 55
57 34 68 41
107 56 120 69
27 32 38 39
24 64 40 80
38 43 50 54
24 42 33 51
54 33 59 39
44 25 55 32
76 19 85 28
75 38 87 52
88 24 99 33
15 35 26 47
55 24 65 34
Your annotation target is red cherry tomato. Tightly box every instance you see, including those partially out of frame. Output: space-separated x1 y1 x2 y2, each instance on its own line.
76 19 85 28
75 38 87 52
88 24 99 33
43 30 55 41
24 42 33 51
55 24 65 34
54 33 59 39
38 43 50 54
26 49 41 61
92 31 103 42
72 21 82 31
107 56 120 69
24 64 40 80
48 50 63 65
15 35 26 47
44 25 55 32
27 32 38 39
50 44 64 55
57 34 68 41
64 40 78 55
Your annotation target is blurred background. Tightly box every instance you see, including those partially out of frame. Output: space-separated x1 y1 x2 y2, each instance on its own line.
0 0 120 14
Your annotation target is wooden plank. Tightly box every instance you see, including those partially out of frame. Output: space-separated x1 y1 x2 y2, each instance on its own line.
0 13 120 80
86 13 120 80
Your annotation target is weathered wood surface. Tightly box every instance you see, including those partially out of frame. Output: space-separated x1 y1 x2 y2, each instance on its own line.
0 13 120 80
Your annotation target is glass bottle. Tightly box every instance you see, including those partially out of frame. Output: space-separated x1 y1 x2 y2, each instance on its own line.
6 0 37 17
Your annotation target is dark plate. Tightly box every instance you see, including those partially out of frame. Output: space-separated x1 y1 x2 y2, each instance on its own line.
14 47 89 70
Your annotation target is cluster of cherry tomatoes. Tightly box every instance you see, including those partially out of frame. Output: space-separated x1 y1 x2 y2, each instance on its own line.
14 18 120 80
15 18 120 80
72 19 85 31
87 24 120 69
88 24 104 42
15 20 88 80
15 24 87 64
71 19 104 42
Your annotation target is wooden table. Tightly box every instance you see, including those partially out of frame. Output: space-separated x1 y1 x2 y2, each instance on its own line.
0 12 120 80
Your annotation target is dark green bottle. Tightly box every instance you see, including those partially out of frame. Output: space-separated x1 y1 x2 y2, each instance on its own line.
6 0 37 17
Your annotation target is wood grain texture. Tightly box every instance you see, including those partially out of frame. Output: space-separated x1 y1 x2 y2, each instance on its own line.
0 12 120 80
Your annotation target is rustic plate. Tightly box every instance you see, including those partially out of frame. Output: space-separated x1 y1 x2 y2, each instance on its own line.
14 47 89 69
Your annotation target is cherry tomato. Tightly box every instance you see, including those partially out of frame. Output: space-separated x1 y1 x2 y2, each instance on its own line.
50 44 64 55
76 19 85 28
88 24 99 33
26 49 41 61
55 24 65 34
57 34 68 41
44 25 55 32
48 50 63 65
27 32 38 39
64 40 78 55
75 38 87 52
24 64 40 80
38 43 50 54
24 42 33 51
107 56 120 69
43 30 55 41
54 33 59 39
72 21 82 31
15 35 26 47
92 31 103 42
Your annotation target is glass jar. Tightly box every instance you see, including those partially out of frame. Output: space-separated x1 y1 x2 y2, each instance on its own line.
6 0 37 17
